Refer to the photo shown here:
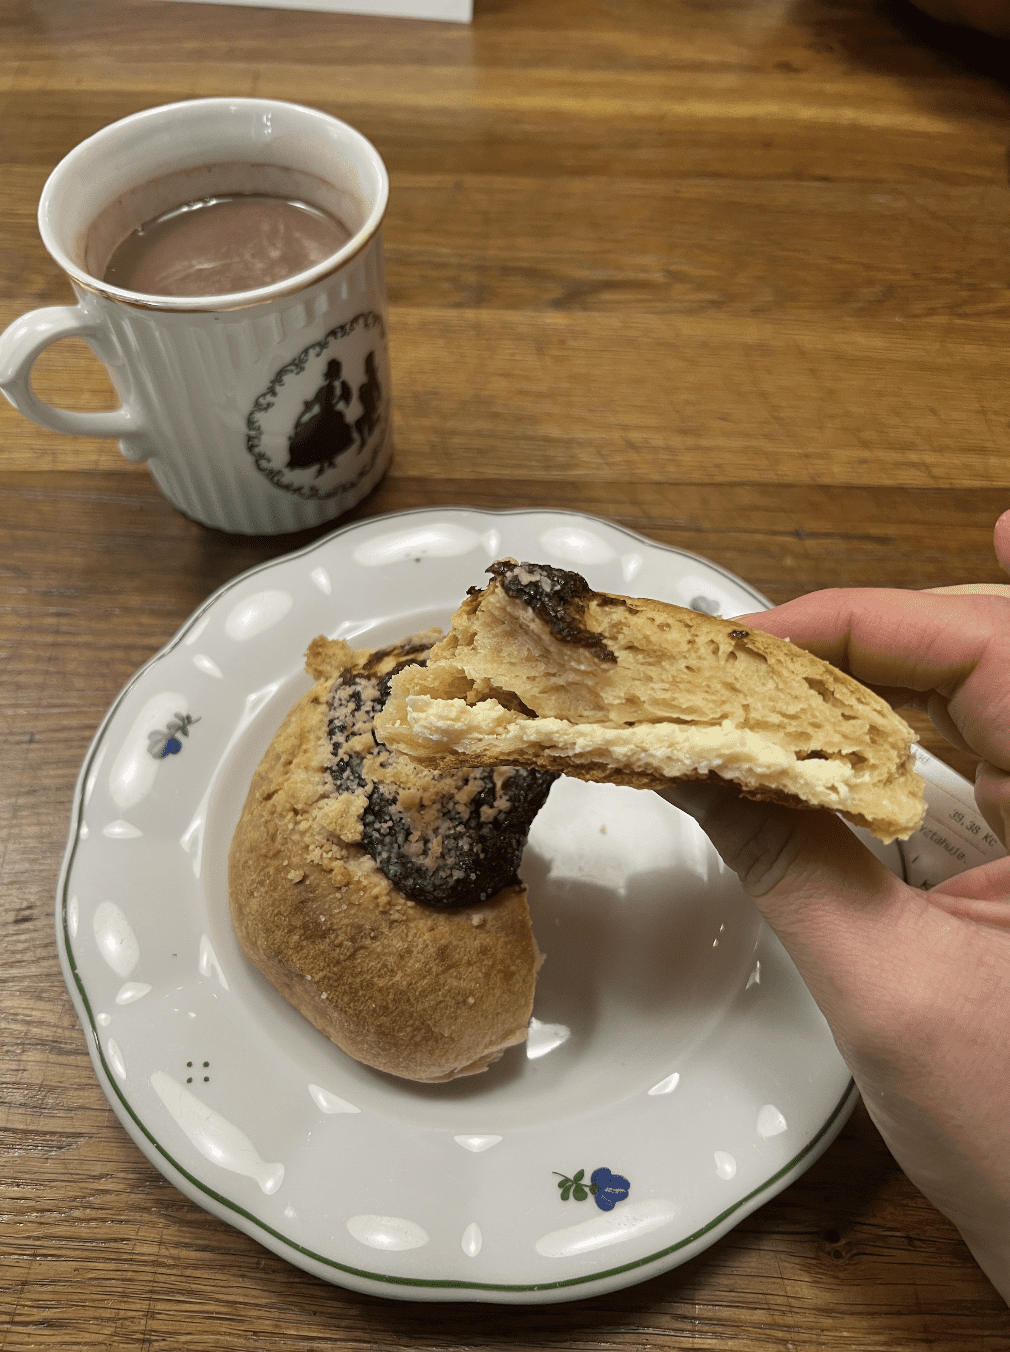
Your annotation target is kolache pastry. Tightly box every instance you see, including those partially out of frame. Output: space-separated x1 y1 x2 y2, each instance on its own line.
374 560 927 845
228 632 557 1082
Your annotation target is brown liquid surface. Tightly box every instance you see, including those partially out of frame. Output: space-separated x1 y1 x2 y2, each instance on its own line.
102 193 352 297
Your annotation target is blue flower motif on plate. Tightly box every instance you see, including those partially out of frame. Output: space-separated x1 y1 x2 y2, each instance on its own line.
554 1166 630 1211
148 713 201 760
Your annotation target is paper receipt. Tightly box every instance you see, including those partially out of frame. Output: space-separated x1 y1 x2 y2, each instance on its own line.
898 746 1007 889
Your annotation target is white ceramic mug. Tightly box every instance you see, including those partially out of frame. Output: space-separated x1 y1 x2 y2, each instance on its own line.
0 98 392 535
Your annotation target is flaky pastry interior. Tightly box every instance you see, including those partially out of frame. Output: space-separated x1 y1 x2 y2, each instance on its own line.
374 561 926 844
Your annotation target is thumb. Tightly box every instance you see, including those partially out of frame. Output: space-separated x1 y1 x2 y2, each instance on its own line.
658 783 911 1021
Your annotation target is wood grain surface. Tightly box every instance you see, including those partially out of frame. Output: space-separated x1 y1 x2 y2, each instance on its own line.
3 0 1010 1346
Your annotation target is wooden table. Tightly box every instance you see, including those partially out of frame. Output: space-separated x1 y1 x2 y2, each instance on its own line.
3 0 1010 1345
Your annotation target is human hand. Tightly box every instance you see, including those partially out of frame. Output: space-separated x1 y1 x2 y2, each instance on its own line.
661 511 1010 1299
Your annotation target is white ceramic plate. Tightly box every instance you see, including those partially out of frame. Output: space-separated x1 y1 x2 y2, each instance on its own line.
57 507 869 1304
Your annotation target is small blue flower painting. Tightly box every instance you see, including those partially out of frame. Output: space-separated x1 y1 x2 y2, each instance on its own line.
554 1166 630 1211
148 713 201 760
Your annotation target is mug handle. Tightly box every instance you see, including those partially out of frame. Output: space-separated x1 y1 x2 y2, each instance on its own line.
0 306 152 461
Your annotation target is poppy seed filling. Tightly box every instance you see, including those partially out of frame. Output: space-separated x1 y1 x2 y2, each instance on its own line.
326 648 557 908
484 559 625 662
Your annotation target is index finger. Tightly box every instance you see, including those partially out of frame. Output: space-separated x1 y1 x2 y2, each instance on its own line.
735 588 1010 774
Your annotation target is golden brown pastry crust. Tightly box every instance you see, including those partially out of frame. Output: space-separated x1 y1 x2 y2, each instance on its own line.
375 561 926 843
228 636 540 1082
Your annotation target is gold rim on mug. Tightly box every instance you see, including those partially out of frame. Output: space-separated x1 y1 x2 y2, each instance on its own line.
38 97 389 314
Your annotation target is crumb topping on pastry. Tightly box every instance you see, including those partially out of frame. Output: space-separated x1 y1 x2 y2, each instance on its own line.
327 643 557 908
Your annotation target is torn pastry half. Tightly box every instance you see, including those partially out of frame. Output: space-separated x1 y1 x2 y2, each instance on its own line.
373 560 926 844
228 630 556 1083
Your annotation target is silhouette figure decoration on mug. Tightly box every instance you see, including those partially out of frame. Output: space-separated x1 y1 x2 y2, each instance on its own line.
246 312 390 501
354 351 382 450
286 358 355 476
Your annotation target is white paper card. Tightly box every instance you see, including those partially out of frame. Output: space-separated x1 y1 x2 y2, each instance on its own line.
174 0 471 18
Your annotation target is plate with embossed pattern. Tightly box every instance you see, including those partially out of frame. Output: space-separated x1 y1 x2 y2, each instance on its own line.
57 507 870 1303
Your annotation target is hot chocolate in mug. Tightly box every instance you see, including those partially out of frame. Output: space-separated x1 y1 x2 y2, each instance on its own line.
0 98 392 535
